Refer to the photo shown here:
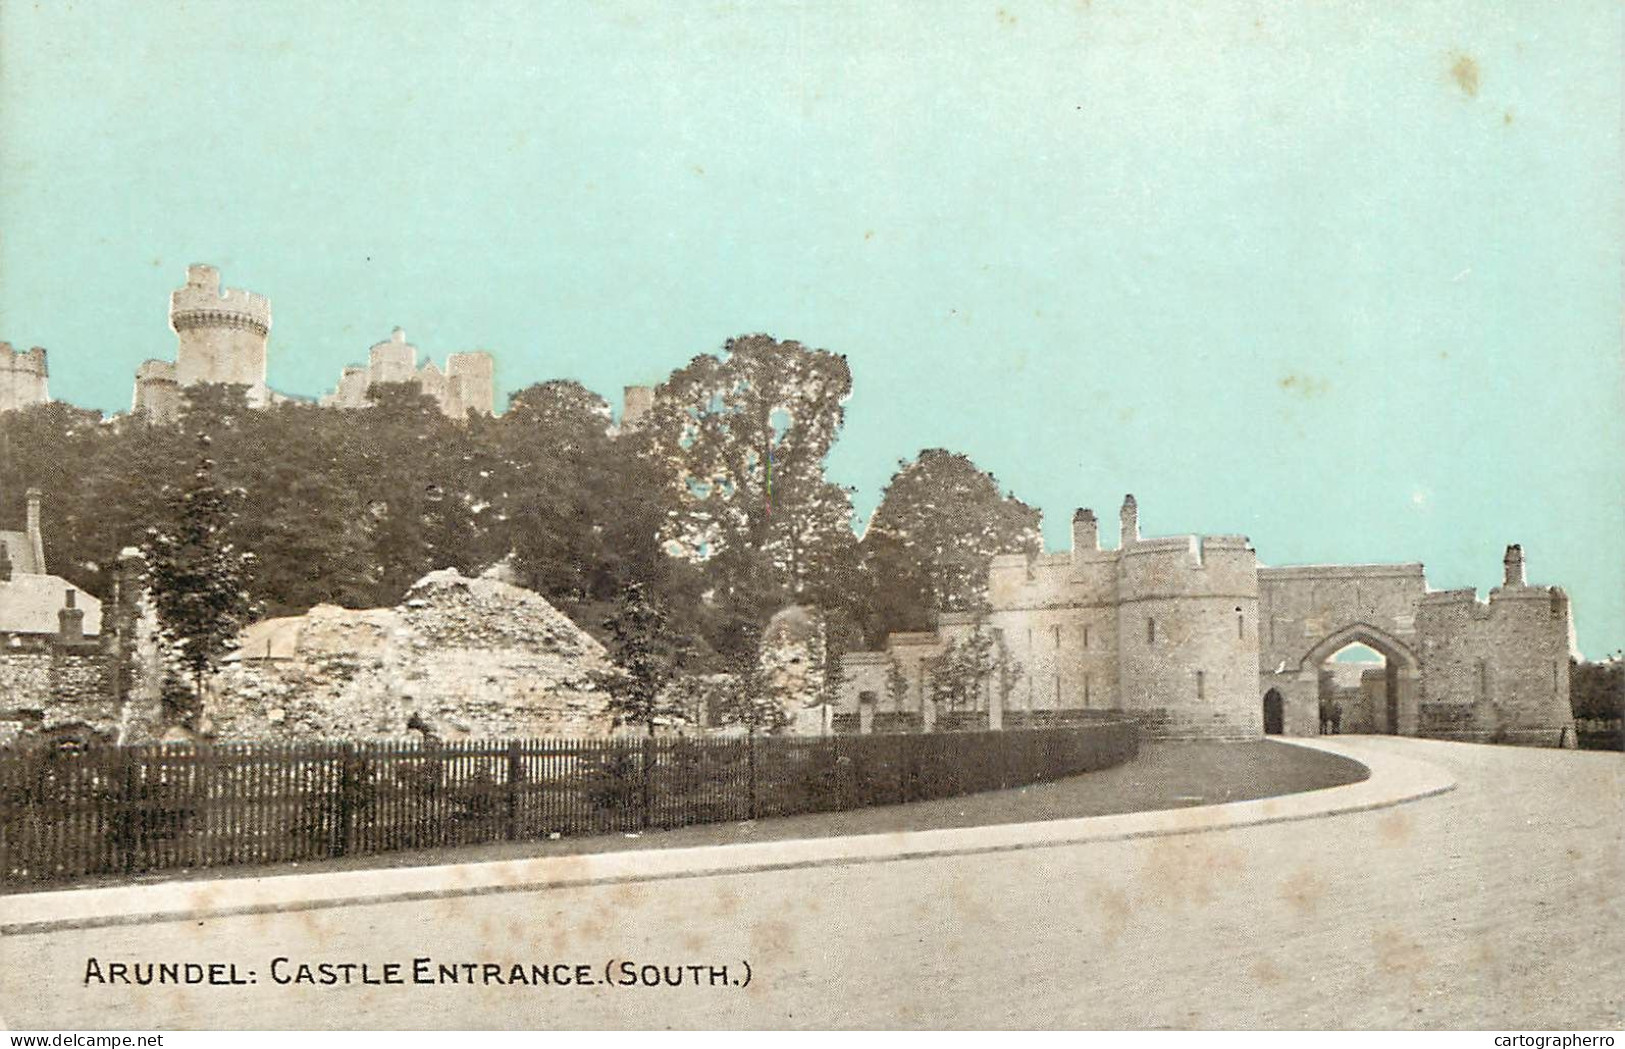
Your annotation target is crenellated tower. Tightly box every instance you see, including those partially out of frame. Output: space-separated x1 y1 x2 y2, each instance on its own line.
1415 544 1577 745
0 343 50 412
169 265 271 392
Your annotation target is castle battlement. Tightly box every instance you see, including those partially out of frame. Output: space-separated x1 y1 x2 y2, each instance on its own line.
0 344 48 375
0 342 51 413
169 264 272 336
325 328 497 419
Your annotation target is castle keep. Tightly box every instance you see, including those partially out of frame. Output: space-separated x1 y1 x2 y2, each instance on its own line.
128 265 497 421
837 496 1577 746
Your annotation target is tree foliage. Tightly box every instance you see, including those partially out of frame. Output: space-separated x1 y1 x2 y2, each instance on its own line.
593 582 692 735
860 449 1042 644
141 436 257 723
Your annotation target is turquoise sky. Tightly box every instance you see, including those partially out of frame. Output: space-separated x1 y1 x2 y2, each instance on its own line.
1 1 1620 655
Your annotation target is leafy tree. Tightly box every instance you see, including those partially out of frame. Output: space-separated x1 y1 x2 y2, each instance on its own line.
642 334 855 605
593 581 692 736
141 436 257 726
861 449 1042 644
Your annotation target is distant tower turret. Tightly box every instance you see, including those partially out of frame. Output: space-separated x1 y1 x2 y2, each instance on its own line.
0 343 50 413
1071 508 1099 554
1119 494 1140 549
446 352 495 417
168 264 271 393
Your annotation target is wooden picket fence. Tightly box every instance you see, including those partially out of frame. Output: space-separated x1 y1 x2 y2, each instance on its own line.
0 723 1137 887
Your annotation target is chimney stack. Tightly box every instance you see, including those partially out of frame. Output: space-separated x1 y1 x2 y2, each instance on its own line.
1071 508 1099 555
1119 494 1139 549
25 487 44 574
1502 544 1526 588
57 588 84 644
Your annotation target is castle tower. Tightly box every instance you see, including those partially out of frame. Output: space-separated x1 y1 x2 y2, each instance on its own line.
169 265 271 391
0 343 50 412
1416 545 1576 746
1114 498 1261 739
132 359 181 422
368 328 417 385
446 352 495 417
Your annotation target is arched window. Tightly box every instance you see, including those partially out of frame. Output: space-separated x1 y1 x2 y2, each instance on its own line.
1147 617 1156 643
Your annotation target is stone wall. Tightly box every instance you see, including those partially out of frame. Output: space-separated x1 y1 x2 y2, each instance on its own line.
207 570 613 741
0 639 117 741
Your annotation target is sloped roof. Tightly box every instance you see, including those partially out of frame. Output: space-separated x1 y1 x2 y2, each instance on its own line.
0 531 41 575
0 575 101 635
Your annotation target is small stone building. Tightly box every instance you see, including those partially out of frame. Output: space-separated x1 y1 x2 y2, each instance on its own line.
0 489 116 744
209 569 613 741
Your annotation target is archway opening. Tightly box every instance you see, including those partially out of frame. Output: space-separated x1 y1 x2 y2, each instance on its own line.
1319 642 1393 735
1262 689 1285 735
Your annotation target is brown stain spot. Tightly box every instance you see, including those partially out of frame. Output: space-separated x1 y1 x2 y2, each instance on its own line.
1279 374 1330 398
1094 883 1133 948
692 165 705 176
864 230 875 241
1278 866 1326 917
1252 957 1284 986
1503 110 1514 125
996 7 1017 26
1138 836 1247 910
713 884 741 916
1373 927 1430 978
1450 54 1480 97
1377 810 1411 847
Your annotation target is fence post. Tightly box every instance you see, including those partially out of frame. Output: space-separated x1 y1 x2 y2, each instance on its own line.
640 736 654 831
747 733 758 821
506 740 523 840
334 743 355 858
120 748 139 876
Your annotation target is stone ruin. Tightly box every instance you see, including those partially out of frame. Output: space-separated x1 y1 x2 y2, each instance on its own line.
207 569 613 741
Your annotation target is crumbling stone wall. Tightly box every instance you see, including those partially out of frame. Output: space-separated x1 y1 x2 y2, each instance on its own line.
0 640 117 741
208 570 613 741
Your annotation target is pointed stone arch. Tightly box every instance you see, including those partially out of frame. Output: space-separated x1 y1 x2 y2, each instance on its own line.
1300 621 1420 735
1298 621 1420 674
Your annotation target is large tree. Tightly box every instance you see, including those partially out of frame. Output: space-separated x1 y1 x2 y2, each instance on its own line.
860 449 1042 644
642 334 856 606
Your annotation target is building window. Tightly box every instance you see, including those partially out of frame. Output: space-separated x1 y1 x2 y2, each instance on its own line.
1053 624 1061 648
1236 607 1244 639
1082 624 1090 648
1054 675 1061 706
1084 673 1091 706
1196 669 1205 700
1147 617 1156 643
1477 659 1490 702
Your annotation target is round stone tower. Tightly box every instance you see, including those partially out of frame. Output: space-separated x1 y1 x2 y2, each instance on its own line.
1114 501 1261 739
169 264 271 391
